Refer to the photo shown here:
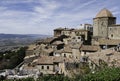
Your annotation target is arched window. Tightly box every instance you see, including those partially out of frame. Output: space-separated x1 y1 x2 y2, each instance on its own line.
41 66 44 69
47 66 49 69
111 34 113 37
64 54 66 57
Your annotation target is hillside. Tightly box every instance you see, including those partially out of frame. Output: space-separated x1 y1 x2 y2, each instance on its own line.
0 34 49 39
0 34 50 52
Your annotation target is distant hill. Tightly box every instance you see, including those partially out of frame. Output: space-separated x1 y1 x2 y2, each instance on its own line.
0 34 50 39
0 34 51 49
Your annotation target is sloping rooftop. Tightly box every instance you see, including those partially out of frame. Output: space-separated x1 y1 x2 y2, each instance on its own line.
80 45 101 51
87 49 120 67
73 29 88 32
96 8 114 18
27 44 36 50
36 56 54 64
54 28 74 31
37 37 55 44
98 39 120 45
54 49 63 53
36 56 73 64
54 28 65 31
71 42 82 49
63 45 72 53
51 41 64 45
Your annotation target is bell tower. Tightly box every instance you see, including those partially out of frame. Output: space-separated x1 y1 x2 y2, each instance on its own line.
93 8 116 38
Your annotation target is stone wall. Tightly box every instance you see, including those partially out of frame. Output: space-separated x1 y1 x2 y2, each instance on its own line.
108 26 120 39
93 17 116 38
36 65 54 74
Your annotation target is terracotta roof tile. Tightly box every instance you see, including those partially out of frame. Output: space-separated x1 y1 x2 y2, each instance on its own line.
80 45 100 51
27 44 36 50
98 39 120 45
52 41 64 45
36 56 73 64
63 45 72 53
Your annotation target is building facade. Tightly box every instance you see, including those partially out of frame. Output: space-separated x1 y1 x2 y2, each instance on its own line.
93 8 116 38
92 8 120 46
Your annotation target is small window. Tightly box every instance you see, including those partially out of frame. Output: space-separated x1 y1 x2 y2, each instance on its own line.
41 66 44 69
76 64 79 68
78 37 81 39
47 66 49 69
111 34 113 37
64 54 66 57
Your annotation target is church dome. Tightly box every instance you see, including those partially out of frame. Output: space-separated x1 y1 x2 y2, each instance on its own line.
96 8 113 18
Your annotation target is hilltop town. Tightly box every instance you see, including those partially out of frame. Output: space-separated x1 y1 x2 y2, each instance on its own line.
1 8 120 80
21 8 120 77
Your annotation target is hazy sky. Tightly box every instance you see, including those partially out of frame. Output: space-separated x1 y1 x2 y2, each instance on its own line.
0 0 120 35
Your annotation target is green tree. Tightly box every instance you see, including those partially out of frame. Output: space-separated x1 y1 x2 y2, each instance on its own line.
84 67 120 81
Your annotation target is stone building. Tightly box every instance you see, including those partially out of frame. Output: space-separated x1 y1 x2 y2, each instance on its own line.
34 56 73 75
80 24 93 32
54 28 74 37
21 8 120 77
108 25 120 39
25 44 37 56
51 41 64 50
54 28 91 41
79 45 101 56
62 45 73 58
54 28 64 37
92 8 120 46
93 8 116 38
71 29 89 41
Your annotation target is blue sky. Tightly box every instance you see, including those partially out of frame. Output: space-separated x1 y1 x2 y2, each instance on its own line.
0 0 120 35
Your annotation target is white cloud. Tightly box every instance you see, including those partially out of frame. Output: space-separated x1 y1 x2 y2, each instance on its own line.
0 0 35 4
73 0 97 11
110 6 120 15
0 0 120 34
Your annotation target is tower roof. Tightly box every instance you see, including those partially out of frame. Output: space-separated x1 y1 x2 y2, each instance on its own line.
96 8 114 18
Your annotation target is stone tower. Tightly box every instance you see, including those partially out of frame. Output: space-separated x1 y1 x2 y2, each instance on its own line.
93 8 116 38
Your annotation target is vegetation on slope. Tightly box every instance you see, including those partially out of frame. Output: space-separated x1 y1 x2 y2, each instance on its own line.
1 67 120 81
0 47 27 70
